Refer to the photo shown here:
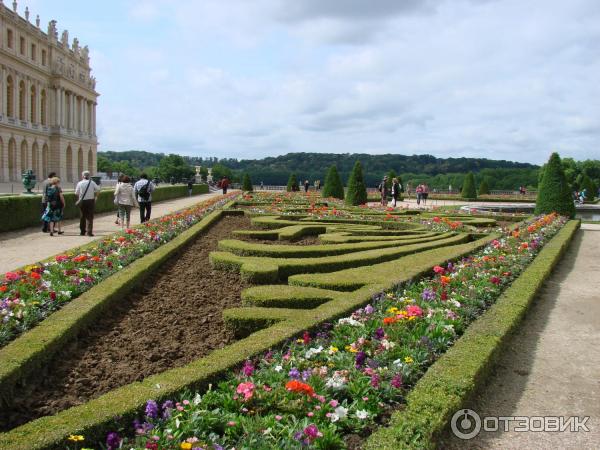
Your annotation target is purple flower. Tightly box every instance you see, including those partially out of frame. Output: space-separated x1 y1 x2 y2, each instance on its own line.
370 374 381 388
242 360 254 377
213 445 224 450
301 369 312 381
303 423 322 440
288 367 301 379
421 288 436 302
145 400 159 419
367 358 380 369
391 373 403 389
355 351 367 368
106 432 121 450
293 431 304 441
374 327 385 340
162 400 174 419
365 304 374 315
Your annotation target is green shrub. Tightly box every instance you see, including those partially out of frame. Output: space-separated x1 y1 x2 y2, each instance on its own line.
461 172 477 199
322 165 345 200
286 173 299 192
535 153 576 218
242 173 253 192
345 161 368 206
478 179 490 195
581 174 596 202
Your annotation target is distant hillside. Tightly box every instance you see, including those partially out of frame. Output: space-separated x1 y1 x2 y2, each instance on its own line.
98 150 540 189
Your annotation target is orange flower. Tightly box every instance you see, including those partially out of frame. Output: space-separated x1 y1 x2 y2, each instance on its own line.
30 272 41 280
440 276 451 285
285 380 315 397
383 317 397 325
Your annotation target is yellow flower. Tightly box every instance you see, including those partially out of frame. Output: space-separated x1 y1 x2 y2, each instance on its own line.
345 345 358 353
329 346 339 353
25 265 37 273
181 443 192 450
387 307 399 314
408 316 416 321
296 338 304 344
404 356 414 364
68 435 85 442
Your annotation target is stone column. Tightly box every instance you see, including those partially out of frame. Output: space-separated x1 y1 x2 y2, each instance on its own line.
92 102 97 136
0 68 5 117
36 82 42 124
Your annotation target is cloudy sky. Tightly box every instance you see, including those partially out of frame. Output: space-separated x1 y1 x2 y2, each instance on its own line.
22 0 600 163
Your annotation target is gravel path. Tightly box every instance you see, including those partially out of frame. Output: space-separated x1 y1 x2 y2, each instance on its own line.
443 223 600 449
0 192 224 273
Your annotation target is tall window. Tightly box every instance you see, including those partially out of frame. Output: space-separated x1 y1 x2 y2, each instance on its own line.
41 49 47 66
41 90 47 125
7 29 13 49
19 37 25 55
30 85 37 123
31 43 36 61
18 81 25 121
6 76 14 117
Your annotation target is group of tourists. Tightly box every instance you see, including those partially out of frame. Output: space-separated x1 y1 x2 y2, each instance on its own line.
40 171 157 237
378 176 403 207
414 183 430 206
573 188 587 204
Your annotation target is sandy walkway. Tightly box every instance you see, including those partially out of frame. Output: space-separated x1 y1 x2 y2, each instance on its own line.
444 223 600 449
0 192 224 273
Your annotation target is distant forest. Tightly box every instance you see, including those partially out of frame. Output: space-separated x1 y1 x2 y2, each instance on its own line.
98 150 544 190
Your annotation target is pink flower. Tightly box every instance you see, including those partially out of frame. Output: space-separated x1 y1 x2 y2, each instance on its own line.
236 382 255 401
275 415 282 421
329 400 339 408
4 272 19 282
433 265 444 274
406 305 424 318
227 421 236 427
242 360 254 377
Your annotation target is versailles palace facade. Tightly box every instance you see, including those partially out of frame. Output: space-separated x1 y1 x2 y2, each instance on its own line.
0 1 98 183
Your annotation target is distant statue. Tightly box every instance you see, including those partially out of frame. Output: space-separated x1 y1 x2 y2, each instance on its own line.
24 6 29 20
82 45 89 61
48 20 58 39
12 1 17 13
22 169 36 194
72 37 79 54
36 15 40 27
61 29 69 48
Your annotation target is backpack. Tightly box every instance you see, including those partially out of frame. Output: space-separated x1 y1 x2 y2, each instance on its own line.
138 180 151 201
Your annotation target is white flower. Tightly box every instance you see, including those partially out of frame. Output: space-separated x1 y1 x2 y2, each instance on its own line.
175 418 181 429
335 406 348 420
450 299 461 308
325 373 347 390
329 413 340 422
337 317 364 327
380 339 395 350
60 290 72 299
356 409 369 420
193 393 202 405
305 346 323 359
274 365 283 372
393 359 404 368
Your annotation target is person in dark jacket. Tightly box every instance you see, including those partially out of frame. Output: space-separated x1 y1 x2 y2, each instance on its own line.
391 177 402 207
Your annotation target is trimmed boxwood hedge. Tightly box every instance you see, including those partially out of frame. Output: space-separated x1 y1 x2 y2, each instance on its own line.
364 220 580 450
0 220 499 450
0 184 209 233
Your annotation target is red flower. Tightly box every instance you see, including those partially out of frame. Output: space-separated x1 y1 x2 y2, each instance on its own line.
30 272 41 280
302 331 311 344
440 275 451 285
441 291 448 301
286 380 315 397
490 276 501 285
383 317 397 325
433 265 444 274
49 291 57 300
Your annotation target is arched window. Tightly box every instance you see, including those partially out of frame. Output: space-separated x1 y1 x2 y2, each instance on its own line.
42 143 49 177
66 145 73 182
30 85 37 123
32 142 39 177
6 76 14 117
41 90 47 125
8 138 16 180
77 147 84 177
18 80 26 121
88 148 94 173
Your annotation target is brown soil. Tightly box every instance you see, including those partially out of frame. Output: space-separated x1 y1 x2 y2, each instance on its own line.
1 215 251 431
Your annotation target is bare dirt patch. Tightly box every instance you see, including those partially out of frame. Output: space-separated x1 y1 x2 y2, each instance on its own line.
1 215 251 431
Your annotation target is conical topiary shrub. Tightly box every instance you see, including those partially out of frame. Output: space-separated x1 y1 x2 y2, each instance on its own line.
322 165 345 200
386 169 397 190
461 172 477 199
581 174 597 202
535 153 576 218
345 161 368 206
287 173 299 192
478 179 490 195
242 173 253 192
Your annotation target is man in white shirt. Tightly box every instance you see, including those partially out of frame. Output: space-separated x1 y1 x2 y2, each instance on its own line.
134 173 156 223
75 170 100 236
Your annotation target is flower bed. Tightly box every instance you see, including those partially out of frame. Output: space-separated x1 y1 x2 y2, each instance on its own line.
100 213 565 450
0 193 238 347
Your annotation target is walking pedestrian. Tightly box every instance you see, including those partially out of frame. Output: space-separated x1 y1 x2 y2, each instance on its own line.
378 176 389 206
134 173 156 223
219 176 230 195
304 180 310 193
391 177 402 207
40 171 56 232
114 174 124 225
114 175 138 229
75 170 100 236
41 177 65 236
187 179 194 197
422 183 429 206
416 184 424 206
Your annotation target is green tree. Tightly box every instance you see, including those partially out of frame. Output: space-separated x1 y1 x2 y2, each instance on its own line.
322 165 345 200
287 173 299 192
478 178 490 195
211 163 233 181
461 172 477 199
242 173 254 192
535 153 576 218
97 155 114 175
581 174 596 202
157 154 194 182
113 160 140 178
345 161 368 206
